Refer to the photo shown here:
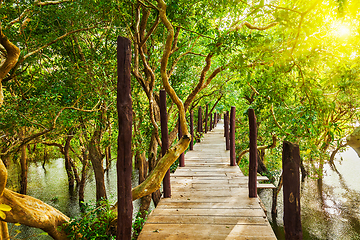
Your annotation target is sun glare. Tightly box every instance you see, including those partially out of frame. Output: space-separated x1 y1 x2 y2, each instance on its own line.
337 25 351 37
331 21 352 38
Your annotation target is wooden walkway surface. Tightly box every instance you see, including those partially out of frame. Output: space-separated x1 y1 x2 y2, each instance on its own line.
138 121 277 239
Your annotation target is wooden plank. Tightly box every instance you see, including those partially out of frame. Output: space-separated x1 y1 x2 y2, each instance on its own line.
139 224 276 240
138 121 277 240
257 183 276 189
145 215 269 225
157 200 262 209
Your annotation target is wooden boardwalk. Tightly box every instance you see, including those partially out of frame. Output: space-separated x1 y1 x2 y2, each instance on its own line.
138 121 277 239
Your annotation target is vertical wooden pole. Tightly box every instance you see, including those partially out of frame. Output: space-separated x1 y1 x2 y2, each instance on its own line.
248 108 258 198
210 113 213 131
178 117 185 167
283 141 303 240
223 113 226 137
225 111 230 150
205 104 208 133
230 106 236 166
197 106 202 142
214 112 217 127
160 90 171 198
190 110 194 150
117 36 133 240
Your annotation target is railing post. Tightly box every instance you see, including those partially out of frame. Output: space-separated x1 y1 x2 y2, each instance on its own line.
197 106 202 142
160 89 171 198
248 108 257 198
230 106 236 166
225 111 230 150
190 110 194 150
214 112 217 127
178 117 185 167
117 36 133 239
205 104 208 133
223 113 226 137
283 141 303 239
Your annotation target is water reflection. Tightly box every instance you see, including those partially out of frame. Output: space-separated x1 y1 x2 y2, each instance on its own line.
259 147 360 240
7 158 141 239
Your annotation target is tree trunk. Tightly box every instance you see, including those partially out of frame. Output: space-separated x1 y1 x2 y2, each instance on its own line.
88 107 107 203
1 189 69 240
148 130 161 206
0 159 69 240
79 158 89 208
64 136 75 190
88 131 107 203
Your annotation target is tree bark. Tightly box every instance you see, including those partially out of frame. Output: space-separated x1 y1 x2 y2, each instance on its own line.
148 130 161 206
64 135 75 190
0 159 69 240
0 27 20 106
78 157 88 207
88 128 107 203
1 189 69 240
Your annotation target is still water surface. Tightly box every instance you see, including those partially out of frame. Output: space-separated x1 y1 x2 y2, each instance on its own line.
260 147 360 240
7 159 142 239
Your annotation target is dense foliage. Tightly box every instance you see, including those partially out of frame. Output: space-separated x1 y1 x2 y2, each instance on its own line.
0 0 359 239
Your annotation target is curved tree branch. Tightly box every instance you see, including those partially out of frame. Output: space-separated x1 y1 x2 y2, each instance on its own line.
0 27 20 106
157 0 189 136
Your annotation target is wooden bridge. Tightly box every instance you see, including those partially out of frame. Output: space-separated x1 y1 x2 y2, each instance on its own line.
138 121 277 239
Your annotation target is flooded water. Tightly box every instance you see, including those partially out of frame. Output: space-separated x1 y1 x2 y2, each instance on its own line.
259 147 360 240
6 159 142 239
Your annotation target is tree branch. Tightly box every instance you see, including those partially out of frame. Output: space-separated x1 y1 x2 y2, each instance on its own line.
0 27 20 106
35 0 70 6
237 135 277 165
231 21 279 32
157 0 189 136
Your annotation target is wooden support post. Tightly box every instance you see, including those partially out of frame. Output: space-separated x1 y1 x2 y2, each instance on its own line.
223 113 226 137
117 36 133 240
197 106 202 142
225 111 230 150
283 141 303 240
210 113 213 131
178 117 185 167
205 104 208 133
230 107 236 166
160 90 171 198
214 112 217 127
248 108 258 198
190 110 194 150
